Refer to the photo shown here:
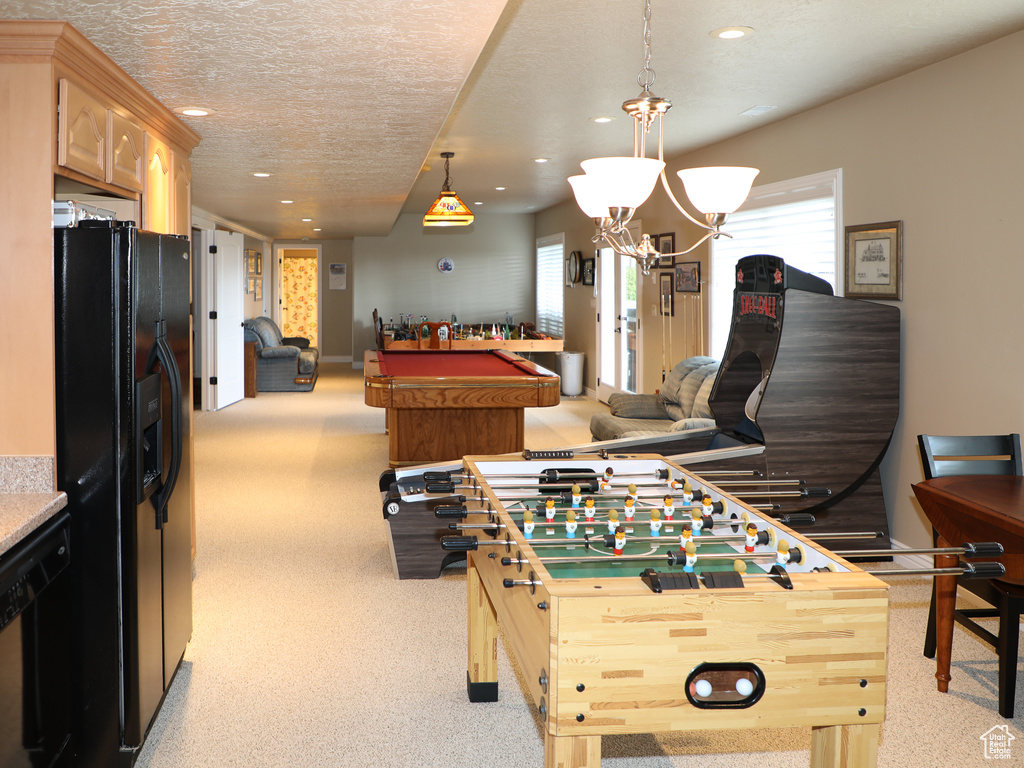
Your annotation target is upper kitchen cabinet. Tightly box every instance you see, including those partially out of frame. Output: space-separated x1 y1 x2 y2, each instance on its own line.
0 20 201 461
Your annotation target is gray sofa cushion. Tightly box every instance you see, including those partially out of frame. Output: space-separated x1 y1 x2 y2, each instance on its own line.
247 315 285 348
607 393 670 419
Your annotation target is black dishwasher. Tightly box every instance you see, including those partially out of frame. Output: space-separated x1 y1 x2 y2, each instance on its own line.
0 511 72 767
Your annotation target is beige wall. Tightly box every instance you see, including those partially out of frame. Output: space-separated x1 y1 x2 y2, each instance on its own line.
538 30 1024 549
351 212 536 358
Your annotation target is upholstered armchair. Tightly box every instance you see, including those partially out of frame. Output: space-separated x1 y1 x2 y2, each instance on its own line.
243 316 319 392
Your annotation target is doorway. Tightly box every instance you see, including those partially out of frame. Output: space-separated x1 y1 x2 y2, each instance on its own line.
277 247 320 348
596 240 641 402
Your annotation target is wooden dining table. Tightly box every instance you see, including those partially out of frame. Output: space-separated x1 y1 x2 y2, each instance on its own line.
911 475 1024 696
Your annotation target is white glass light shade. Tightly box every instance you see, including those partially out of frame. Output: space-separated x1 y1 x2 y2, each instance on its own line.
579 157 666 209
676 166 760 214
567 175 612 219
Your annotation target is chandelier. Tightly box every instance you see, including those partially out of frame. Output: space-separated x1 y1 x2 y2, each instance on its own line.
568 0 759 273
423 152 474 226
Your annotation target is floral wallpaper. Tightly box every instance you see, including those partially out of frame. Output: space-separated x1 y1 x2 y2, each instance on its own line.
281 255 318 348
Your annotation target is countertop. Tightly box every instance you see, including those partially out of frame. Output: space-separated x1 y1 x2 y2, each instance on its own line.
0 456 68 557
0 492 68 557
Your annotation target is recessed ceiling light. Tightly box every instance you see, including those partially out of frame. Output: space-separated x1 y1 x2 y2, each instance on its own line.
495 187 506 191
313 228 322 232
474 202 484 206
281 200 293 204
175 106 215 117
590 116 614 124
534 158 549 164
253 172 270 178
711 26 753 39
741 105 777 117
302 218 312 222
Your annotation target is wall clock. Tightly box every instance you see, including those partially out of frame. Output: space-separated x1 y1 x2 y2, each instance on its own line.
567 250 583 284
437 257 454 273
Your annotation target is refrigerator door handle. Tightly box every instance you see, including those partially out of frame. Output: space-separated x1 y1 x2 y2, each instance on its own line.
147 321 184 529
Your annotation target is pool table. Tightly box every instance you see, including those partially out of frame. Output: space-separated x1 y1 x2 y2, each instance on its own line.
363 349 560 466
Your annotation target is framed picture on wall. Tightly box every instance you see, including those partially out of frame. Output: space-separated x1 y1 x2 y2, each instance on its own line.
254 252 263 276
659 272 674 316
675 261 700 293
254 277 263 301
654 232 676 269
247 276 256 295
845 220 903 300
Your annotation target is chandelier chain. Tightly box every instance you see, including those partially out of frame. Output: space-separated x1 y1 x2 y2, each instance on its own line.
637 0 655 92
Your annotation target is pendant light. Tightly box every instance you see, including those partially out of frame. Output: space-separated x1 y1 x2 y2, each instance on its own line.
423 152 474 227
568 0 759 273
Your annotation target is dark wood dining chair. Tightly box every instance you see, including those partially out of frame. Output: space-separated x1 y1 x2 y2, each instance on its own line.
918 433 1023 717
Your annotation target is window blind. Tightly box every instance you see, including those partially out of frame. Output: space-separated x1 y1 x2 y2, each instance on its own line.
536 234 565 338
709 170 842 359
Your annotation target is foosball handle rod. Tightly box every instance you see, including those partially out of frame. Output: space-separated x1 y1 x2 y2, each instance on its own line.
434 504 469 519
865 562 1006 580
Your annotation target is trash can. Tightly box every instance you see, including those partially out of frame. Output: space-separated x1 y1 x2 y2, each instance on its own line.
557 351 584 396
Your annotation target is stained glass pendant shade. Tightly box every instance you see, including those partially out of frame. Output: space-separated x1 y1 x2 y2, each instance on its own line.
423 152 474 226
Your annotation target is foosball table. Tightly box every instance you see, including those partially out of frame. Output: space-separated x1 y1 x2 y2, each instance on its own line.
441 454 890 768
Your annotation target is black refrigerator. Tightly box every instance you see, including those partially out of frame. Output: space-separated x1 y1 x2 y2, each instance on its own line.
54 220 193 768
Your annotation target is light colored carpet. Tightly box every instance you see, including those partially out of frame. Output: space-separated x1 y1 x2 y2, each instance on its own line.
135 364 1023 768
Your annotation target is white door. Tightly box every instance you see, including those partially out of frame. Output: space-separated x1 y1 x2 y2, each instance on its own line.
596 239 642 402
207 230 245 409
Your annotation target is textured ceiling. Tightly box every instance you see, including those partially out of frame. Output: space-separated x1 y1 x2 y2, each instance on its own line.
5 0 1024 239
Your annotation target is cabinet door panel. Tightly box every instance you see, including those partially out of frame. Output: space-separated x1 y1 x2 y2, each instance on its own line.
144 133 172 234
172 151 192 236
58 78 106 181
108 111 144 192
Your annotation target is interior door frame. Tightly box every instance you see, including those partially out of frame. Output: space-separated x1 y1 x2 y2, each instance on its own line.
274 244 322 348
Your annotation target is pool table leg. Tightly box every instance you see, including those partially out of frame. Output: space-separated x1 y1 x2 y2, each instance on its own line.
467 553 499 702
810 723 879 768
544 732 600 768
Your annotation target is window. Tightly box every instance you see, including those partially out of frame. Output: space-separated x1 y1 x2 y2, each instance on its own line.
536 234 564 337
709 169 842 359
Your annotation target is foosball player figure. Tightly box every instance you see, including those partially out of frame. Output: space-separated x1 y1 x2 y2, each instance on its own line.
606 509 620 534
523 510 535 540
583 497 596 523
613 526 627 556
544 496 557 523
623 496 636 522
682 540 698 572
650 509 662 537
600 467 614 491
734 559 748 576
701 495 715 519
776 539 791 568
662 494 675 521
680 480 694 505
690 510 704 537
565 510 578 539
570 484 582 508
678 522 693 550
744 522 758 553
626 483 638 502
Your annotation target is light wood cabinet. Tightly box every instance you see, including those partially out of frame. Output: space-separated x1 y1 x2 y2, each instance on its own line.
108 110 144 192
0 20 200 460
57 77 106 181
144 133 172 234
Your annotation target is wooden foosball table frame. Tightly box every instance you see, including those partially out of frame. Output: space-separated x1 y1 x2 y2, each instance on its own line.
458 455 889 768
